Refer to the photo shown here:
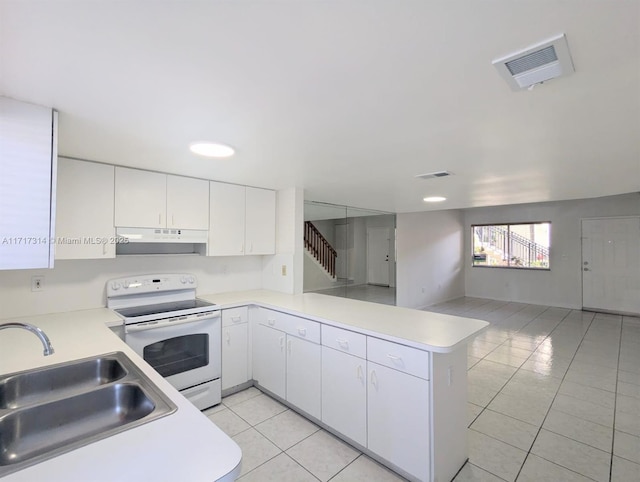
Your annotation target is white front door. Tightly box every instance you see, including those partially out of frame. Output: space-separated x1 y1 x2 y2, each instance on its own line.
582 217 640 314
367 227 390 286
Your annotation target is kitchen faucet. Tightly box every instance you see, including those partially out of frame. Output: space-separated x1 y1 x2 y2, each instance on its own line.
0 322 55 356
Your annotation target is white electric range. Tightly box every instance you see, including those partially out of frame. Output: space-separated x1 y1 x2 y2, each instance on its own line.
107 273 221 409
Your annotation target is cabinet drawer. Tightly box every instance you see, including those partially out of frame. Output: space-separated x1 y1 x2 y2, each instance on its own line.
280 313 320 344
222 306 249 327
321 325 366 359
367 337 429 380
259 309 320 344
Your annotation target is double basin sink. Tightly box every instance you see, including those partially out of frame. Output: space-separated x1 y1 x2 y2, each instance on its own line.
0 352 176 477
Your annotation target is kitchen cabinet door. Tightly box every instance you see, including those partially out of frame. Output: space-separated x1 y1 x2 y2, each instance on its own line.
368 362 430 482
222 322 249 391
209 182 245 256
245 187 275 255
0 97 57 270
286 335 321 420
55 159 115 260
166 175 209 230
321 346 366 446
252 323 285 399
114 167 166 228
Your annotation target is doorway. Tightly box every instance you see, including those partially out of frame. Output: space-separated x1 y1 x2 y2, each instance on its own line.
367 227 391 286
581 217 640 314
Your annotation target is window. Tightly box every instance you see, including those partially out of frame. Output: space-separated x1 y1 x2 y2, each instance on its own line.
472 222 550 269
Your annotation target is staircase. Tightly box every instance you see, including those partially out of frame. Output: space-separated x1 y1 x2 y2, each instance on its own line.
304 221 337 278
474 225 549 268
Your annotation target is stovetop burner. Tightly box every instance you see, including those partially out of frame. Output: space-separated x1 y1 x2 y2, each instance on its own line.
113 298 216 319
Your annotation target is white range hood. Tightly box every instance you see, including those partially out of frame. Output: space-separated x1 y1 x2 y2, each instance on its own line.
116 227 208 243
115 227 208 256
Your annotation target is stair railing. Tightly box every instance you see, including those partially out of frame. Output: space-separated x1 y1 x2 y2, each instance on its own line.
476 225 549 267
304 221 337 278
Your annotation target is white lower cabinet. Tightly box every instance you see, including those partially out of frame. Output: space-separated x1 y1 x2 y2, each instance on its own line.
286 336 321 419
367 362 430 482
249 309 437 481
321 346 367 447
221 307 249 391
252 323 286 399
252 309 321 419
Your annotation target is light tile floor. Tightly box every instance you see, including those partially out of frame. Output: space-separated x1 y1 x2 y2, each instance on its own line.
428 297 640 482
203 387 407 481
203 297 640 482
308 284 396 306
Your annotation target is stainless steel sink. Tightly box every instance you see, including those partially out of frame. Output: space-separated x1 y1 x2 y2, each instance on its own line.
0 356 127 409
0 352 177 477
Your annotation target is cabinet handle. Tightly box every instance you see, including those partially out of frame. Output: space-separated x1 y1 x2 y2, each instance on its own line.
225 329 230 345
103 242 107 256
172 215 175 226
387 354 403 366
158 213 162 226
240 244 244 253
287 338 292 355
370 369 378 390
357 364 364 382
268 318 275 326
231 316 242 323
279 336 285 352
297 327 307 337
336 338 349 349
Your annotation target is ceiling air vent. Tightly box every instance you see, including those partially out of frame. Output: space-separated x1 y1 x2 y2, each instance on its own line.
492 33 575 91
415 171 451 180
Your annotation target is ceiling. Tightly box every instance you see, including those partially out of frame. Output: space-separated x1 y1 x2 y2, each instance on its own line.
1 1 638 214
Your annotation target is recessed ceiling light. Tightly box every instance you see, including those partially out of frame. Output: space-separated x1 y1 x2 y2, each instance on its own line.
423 196 446 203
189 142 235 158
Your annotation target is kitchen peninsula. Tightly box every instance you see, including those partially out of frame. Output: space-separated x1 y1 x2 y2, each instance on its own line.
199 291 488 482
0 291 487 482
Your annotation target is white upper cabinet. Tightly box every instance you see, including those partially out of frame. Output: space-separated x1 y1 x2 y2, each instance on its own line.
209 182 275 256
115 167 208 230
55 159 115 260
0 97 57 270
209 182 246 256
115 167 166 228
245 187 276 255
166 174 209 230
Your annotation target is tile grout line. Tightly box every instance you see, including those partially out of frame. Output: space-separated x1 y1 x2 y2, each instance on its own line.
608 314 626 481
466 306 569 427
513 310 608 481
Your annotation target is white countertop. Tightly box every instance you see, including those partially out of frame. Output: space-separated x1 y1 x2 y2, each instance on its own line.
200 291 489 353
0 291 486 481
0 309 241 482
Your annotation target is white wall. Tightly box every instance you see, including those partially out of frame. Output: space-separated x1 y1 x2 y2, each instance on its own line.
396 210 465 309
262 187 304 294
0 255 263 319
464 193 640 308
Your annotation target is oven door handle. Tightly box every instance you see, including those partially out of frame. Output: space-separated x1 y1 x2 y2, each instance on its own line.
125 314 220 333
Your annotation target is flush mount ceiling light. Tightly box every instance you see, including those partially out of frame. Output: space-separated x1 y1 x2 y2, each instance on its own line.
423 196 446 203
189 142 235 158
492 33 575 91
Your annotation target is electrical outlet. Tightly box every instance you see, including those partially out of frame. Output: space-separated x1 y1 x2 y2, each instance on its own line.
281 265 287 276
31 276 44 292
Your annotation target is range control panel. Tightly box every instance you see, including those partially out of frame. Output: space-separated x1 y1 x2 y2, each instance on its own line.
106 273 196 296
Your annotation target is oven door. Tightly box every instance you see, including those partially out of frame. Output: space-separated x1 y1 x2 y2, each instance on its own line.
124 313 221 391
